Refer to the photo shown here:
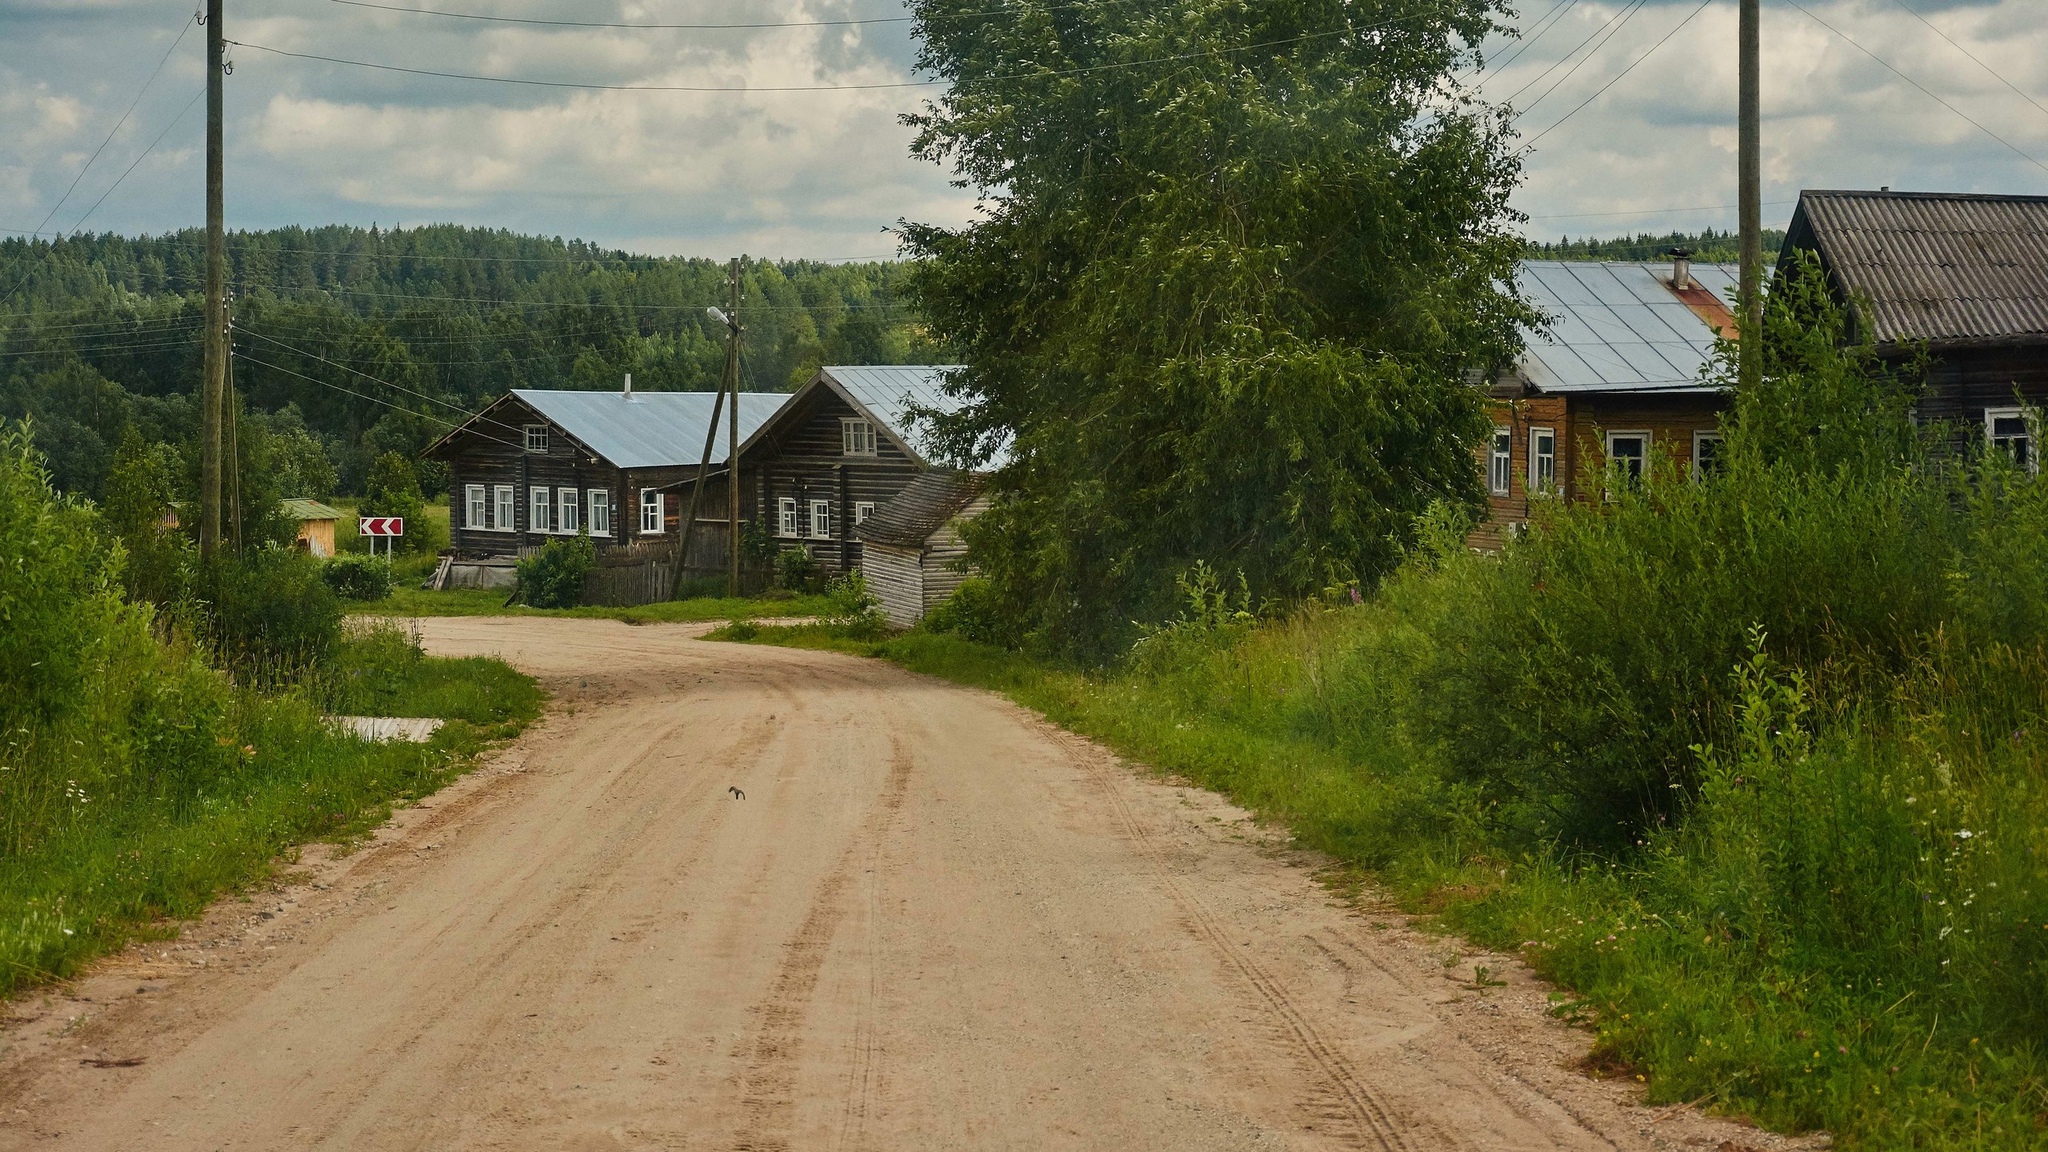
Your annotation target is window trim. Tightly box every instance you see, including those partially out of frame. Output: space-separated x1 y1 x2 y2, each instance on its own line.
465 483 486 529
854 500 875 526
587 488 611 537
841 417 878 457
1488 425 1513 496
1986 407 2037 474
530 485 551 534
809 498 832 540
1692 429 1725 482
1605 430 1651 487
556 486 580 534
524 424 549 454
1528 426 1557 494
778 497 799 538
493 485 516 533
639 488 665 535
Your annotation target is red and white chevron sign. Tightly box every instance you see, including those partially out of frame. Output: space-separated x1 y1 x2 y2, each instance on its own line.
359 516 404 537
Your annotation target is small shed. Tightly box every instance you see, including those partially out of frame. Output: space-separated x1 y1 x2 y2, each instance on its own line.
855 471 989 628
282 498 343 558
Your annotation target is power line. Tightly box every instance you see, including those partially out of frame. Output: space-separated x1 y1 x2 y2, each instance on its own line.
1510 0 1649 119
1495 0 1642 106
232 347 518 446
1784 0 2048 179
1885 0 2048 126
1524 199 1798 220
240 327 530 438
65 91 208 237
328 0 1087 31
32 13 196 243
1522 0 1711 146
1468 0 1580 86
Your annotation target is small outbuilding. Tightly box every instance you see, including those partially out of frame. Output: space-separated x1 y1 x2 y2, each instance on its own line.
855 471 989 628
282 498 343 558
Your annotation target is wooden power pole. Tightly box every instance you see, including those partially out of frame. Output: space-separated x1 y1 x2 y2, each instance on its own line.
672 259 742 600
726 260 742 599
1737 0 1762 393
200 0 227 560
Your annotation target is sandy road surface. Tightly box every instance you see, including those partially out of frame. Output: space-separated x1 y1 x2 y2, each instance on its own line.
0 617 1807 1151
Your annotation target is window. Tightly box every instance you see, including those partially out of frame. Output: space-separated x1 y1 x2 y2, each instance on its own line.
778 497 799 538
494 485 515 531
639 488 665 534
524 424 549 453
809 499 832 540
1692 430 1725 481
1529 427 1557 493
557 487 579 534
530 485 551 533
1488 427 1512 495
1987 408 2035 472
1605 431 1650 487
588 489 610 536
854 501 875 525
465 484 486 529
841 418 878 457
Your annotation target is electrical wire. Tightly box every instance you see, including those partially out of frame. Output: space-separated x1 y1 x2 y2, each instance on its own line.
1783 0 2048 178
232 347 523 448
64 90 208 236
1509 0 1648 119
1885 0 2048 126
1524 199 1798 219
1467 0 1579 86
1521 0 1711 146
239 327 532 438
1494 0 1641 106
31 13 196 243
328 0 1095 31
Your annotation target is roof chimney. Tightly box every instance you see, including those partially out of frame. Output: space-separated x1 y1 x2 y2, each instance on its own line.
623 372 633 400
1667 247 1694 291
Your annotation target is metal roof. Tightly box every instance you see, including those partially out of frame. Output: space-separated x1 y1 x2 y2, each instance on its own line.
280 498 342 521
1783 190 2048 348
1515 260 1736 394
510 389 793 469
818 365 964 461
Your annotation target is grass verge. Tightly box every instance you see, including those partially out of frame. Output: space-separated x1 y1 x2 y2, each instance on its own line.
355 584 835 624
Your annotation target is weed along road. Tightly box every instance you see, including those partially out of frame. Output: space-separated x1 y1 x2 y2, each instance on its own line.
0 618 1797 1152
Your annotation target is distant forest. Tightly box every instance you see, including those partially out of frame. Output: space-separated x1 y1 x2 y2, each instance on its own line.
1524 226 1788 264
0 222 1775 504
0 224 940 500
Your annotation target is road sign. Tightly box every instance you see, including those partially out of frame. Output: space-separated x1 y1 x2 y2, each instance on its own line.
359 517 404 537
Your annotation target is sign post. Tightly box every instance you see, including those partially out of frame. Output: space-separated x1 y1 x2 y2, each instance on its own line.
359 516 403 559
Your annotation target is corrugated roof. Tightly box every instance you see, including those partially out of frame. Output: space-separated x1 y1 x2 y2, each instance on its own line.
857 470 986 547
511 389 793 469
280 498 342 521
819 365 963 463
1784 190 2048 347
1514 260 1736 394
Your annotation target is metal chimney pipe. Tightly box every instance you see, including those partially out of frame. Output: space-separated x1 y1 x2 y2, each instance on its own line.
623 372 632 399
1668 247 1694 291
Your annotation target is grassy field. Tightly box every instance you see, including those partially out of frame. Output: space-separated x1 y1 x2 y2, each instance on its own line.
713 618 2048 1150
0 625 543 998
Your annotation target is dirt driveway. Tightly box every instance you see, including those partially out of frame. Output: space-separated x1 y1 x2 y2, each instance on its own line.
0 617 1801 1151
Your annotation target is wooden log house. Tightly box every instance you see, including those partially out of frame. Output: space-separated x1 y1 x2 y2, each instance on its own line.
735 365 967 577
1474 257 1736 546
856 470 990 627
423 384 792 567
1780 190 2048 462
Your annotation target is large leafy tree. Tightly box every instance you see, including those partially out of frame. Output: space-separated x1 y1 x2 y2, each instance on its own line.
902 0 1534 655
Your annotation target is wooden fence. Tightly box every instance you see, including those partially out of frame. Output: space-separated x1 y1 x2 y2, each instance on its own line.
576 523 767 606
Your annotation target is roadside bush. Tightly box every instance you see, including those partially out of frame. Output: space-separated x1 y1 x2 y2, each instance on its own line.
201 545 344 686
921 576 1015 647
357 452 428 553
322 552 394 601
515 533 594 608
775 545 821 592
822 570 885 638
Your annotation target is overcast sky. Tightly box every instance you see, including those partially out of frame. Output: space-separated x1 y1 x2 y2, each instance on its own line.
2 0 2043 259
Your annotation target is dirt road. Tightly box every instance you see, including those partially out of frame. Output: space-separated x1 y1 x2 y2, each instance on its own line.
0 618 1800 1151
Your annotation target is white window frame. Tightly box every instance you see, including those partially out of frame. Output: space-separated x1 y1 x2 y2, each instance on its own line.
465 483 486 529
854 501 876 525
557 487 579 534
841 418 878 457
778 497 799 538
492 485 514 531
1692 430 1725 482
639 489 664 535
587 489 611 537
1986 407 2037 473
524 424 549 454
809 499 832 540
1488 426 1512 496
1605 430 1650 487
530 485 551 534
1528 427 1557 494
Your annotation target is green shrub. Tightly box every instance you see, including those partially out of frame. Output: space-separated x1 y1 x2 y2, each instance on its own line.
515 533 595 608
358 452 428 553
200 546 344 686
922 576 1015 646
775 545 820 592
322 553 394 601
822 570 884 638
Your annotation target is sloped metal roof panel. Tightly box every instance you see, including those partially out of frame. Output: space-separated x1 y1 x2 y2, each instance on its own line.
1515 260 1732 393
511 389 794 469
820 364 1014 468
1790 191 2048 346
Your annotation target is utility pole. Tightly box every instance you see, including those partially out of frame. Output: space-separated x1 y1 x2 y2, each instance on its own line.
672 259 742 600
726 259 742 599
199 0 227 561
1737 0 1762 393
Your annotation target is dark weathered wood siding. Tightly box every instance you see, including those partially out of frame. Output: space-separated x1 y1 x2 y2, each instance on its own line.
742 386 925 577
1898 345 2048 439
